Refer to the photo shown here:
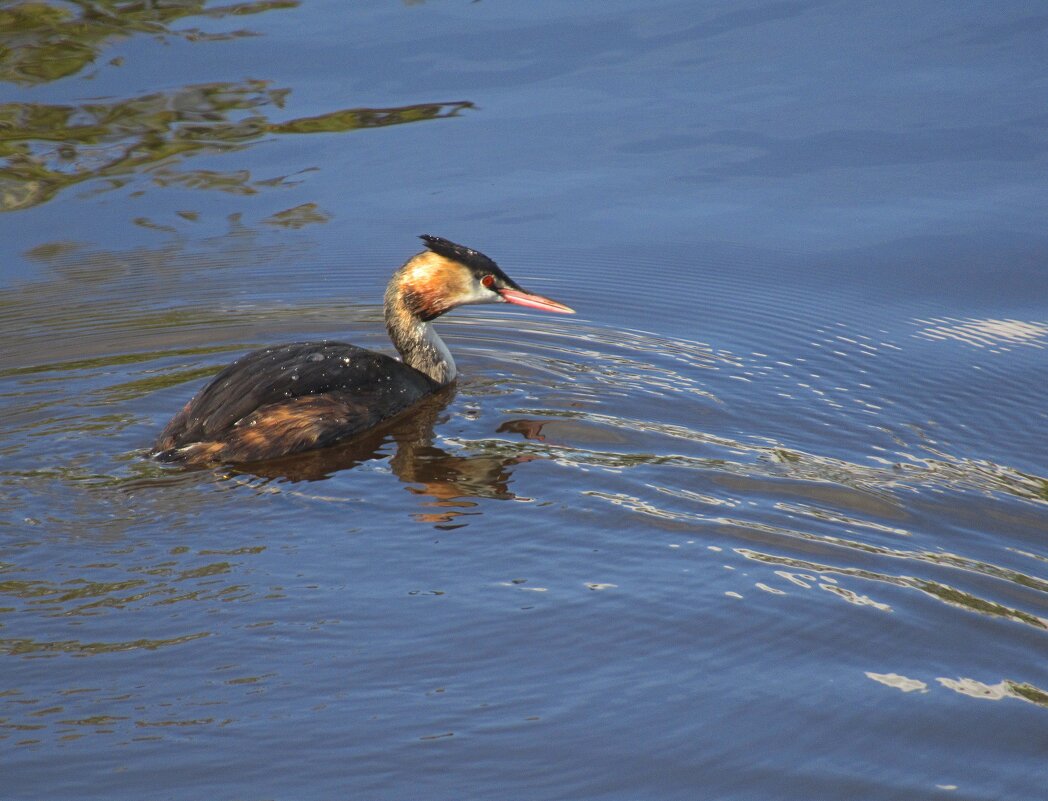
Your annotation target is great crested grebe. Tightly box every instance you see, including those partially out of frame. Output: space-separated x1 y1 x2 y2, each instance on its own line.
153 235 574 466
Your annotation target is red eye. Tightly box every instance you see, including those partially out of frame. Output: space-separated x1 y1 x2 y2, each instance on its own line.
481 274 496 289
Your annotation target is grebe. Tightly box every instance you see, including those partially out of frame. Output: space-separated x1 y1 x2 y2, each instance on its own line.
153 235 574 465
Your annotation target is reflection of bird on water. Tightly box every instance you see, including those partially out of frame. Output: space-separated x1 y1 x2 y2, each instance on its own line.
154 236 573 466
220 387 543 525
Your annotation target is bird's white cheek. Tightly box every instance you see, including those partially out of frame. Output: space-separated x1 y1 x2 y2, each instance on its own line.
461 282 501 305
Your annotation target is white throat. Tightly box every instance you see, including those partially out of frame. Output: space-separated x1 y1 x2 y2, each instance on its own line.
417 319 457 384
385 306 457 386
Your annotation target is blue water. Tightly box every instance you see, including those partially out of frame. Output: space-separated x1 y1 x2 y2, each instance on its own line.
2 2 1046 799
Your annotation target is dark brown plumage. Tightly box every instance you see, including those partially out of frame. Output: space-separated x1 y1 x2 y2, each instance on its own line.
154 343 436 464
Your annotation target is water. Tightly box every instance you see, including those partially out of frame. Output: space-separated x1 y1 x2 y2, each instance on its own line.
2 2 1046 799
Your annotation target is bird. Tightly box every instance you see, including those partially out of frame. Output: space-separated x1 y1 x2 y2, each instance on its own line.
153 235 574 466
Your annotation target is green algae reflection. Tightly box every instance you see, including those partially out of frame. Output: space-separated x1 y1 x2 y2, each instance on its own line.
0 83 473 211
0 2 474 211
0 0 299 86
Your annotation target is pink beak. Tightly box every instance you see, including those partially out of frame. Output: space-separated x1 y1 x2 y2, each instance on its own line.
499 287 575 314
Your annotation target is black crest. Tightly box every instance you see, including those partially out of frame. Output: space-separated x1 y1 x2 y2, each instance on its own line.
419 235 505 277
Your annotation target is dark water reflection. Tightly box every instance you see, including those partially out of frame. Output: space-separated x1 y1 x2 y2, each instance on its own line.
3 2 1048 800
229 386 525 505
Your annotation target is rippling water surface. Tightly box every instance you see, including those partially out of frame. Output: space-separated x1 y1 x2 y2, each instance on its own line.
2 2 1046 800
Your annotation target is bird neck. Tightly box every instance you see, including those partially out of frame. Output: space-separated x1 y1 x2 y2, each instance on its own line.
384 282 457 386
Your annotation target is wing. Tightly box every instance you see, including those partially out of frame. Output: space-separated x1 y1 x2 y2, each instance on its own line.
156 342 438 459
